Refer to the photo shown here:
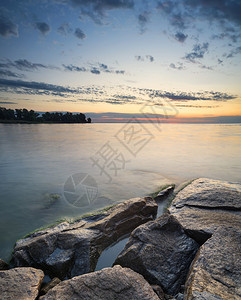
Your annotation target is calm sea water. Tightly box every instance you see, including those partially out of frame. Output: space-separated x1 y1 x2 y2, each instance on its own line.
0 123 241 261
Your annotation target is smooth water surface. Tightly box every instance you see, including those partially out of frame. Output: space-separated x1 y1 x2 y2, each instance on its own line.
0 123 241 260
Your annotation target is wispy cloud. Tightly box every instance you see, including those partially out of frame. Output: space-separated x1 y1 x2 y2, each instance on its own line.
0 69 24 78
135 55 154 62
184 43 209 63
63 62 125 75
0 59 58 71
57 23 72 35
63 0 134 25
138 11 150 34
0 14 18 38
174 32 188 43
0 78 236 105
169 62 185 70
35 22 51 35
74 28 86 39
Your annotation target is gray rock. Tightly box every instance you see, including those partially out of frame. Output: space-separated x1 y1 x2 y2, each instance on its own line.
40 265 159 300
169 178 241 244
154 186 174 202
12 197 157 279
185 227 241 300
0 267 44 300
0 259 9 270
114 213 199 295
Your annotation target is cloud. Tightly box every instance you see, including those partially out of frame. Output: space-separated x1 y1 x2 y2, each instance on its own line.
157 0 241 28
91 68 101 74
0 78 79 97
0 69 23 78
184 0 241 28
184 42 209 62
63 64 87 72
57 23 72 35
171 13 186 29
147 89 235 101
199 64 213 70
135 55 144 61
157 0 241 49
138 11 150 34
174 32 188 43
74 28 86 39
157 1 175 14
212 32 241 43
62 62 125 75
115 70 125 74
0 78 236 105
226 46 241 58
135 55 154 62
0 15 18 38
63 0 134 24
0 59 58 71
169 62 185 70
99 63 108 70
35 22 51 35
146 55 154 62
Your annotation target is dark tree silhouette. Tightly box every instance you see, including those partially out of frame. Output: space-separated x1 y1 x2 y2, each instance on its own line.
0 107 15 120
0 107 91 123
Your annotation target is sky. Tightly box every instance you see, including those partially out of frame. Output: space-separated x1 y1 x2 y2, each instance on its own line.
0 0 241 122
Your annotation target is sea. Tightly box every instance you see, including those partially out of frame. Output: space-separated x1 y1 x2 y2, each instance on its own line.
0 122 241 261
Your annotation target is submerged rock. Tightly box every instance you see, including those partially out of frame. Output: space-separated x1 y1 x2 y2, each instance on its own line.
40 265 159 300
12 197 157 279
0 267 44 300
169 178 241 244
114 213 199 295
185 227 241 300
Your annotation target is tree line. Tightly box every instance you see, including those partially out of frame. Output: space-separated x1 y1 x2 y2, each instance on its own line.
0 107 91 123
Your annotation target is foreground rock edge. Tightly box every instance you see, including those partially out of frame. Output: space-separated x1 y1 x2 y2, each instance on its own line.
39 265 160 300
12 196 158 279
0 267 44 300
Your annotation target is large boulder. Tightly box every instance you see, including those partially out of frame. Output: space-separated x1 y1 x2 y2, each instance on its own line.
114 213 199 295
12 197 157 279
40 265 159 300
0 267 44 300
185 227 241 300
169 178 241 244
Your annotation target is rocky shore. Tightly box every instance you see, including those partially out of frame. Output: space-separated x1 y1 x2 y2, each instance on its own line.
1 178 241 299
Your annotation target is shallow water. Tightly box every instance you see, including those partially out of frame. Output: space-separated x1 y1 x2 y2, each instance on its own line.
0 123 241 261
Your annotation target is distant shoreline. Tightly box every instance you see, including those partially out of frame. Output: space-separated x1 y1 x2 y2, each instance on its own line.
1 119 241 124
0 119 90 124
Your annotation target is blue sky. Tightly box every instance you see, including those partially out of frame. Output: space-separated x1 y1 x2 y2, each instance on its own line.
0 0 241 121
